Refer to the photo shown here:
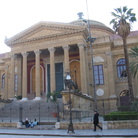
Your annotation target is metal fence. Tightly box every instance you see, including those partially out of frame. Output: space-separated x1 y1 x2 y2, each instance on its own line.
0 101 93 124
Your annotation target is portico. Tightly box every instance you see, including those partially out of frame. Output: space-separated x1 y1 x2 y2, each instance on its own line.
4 21 89 100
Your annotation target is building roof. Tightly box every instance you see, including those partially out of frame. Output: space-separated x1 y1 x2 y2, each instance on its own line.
110 30 138 40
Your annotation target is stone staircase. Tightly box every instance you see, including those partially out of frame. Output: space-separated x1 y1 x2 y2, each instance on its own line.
0 98 64 124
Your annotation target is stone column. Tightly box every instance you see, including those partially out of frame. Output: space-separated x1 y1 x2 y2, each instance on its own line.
4 65 8 99
43 58 47 93
34 50 41 100
106 51 117 110
10 54 16 98
135 76 138 99
48 47 56 93
85 46 90 95
0 69 1 95
17 56 22 96
0 69 2 95
62 45 70 74
21 52 29 101
78 43 87 94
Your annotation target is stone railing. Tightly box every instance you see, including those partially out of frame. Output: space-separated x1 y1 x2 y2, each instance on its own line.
62 90 93 111
117 77 128 82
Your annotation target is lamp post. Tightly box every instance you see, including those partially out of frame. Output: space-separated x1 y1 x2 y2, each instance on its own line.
65 73 75 134
85 0 97 110
96 88 104 115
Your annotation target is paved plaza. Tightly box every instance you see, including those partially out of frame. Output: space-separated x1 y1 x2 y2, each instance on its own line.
0 127 138 137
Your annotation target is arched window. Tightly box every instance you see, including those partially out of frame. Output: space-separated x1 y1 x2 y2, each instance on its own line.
1 74 5 89
117 58 127 78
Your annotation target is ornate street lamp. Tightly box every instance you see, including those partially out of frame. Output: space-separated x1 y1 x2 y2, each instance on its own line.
65 73 75 134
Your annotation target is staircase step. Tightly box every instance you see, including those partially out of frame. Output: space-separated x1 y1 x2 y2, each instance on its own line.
0 99 63 122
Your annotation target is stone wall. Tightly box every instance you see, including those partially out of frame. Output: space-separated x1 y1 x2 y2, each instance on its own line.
0 120 138 129
0 122 17 127
106 120 138 129
60 120 138 129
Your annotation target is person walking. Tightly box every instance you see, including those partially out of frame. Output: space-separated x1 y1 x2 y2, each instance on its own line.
93 111 102 131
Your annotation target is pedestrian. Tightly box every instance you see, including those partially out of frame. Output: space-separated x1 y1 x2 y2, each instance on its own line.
93 111 102 131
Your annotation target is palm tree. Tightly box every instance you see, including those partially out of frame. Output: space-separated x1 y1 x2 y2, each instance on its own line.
110 6 136 104
129 46 138 78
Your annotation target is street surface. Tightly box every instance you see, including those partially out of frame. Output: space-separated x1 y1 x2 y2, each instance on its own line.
0 135 137 138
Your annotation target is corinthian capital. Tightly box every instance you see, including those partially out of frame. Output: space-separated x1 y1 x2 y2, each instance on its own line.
4 65 9 70
10 54 17 59
78 43 85 48
62 45 70 51
34 50 41 55
48 47 55 53
105 51 112 57
21 52 29 57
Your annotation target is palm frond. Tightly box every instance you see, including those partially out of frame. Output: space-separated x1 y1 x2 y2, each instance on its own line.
123 6 128 13
115 7 122 14
126 8 133 15
129 46 138 57
111 12 120 18
129 46 138 78
130 62 138 78
130 16 137 22
110 19 116 24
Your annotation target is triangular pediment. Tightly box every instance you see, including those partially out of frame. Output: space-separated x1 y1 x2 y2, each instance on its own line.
5 21 86 46
27 28 63 39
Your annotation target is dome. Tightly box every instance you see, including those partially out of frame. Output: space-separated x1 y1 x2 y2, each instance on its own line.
69 13 114 36
70 12 113 31
70 18 106 27
70 18 114 36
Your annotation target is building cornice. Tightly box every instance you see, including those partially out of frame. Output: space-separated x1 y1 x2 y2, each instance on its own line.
5 21 87 47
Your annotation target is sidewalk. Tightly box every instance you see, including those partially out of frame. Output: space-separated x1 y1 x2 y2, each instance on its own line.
0 127 138 137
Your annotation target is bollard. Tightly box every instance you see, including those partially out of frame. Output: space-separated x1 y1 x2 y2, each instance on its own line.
19 105 23 122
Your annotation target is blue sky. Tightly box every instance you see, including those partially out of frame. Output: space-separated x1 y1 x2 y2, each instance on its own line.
0 0 138 54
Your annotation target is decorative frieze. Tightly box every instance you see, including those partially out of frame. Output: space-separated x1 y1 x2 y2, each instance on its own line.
93 56 104 63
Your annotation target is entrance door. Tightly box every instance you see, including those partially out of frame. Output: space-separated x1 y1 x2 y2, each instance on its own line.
120 90 129 106
55 63 63 97
31 66 43 93
70 61 81 90
47 62 63 97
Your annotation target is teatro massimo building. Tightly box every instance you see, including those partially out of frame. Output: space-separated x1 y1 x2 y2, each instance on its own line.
0 14 138 113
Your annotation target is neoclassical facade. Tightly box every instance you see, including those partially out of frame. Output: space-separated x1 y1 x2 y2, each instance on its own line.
0 18 138 112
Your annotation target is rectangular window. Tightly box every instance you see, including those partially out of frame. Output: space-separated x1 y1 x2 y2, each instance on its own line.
14 74 18 92
94 65 104 85
2 74 5 89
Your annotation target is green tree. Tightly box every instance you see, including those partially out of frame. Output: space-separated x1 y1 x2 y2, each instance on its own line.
129 46 138 78
110 6 136 103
